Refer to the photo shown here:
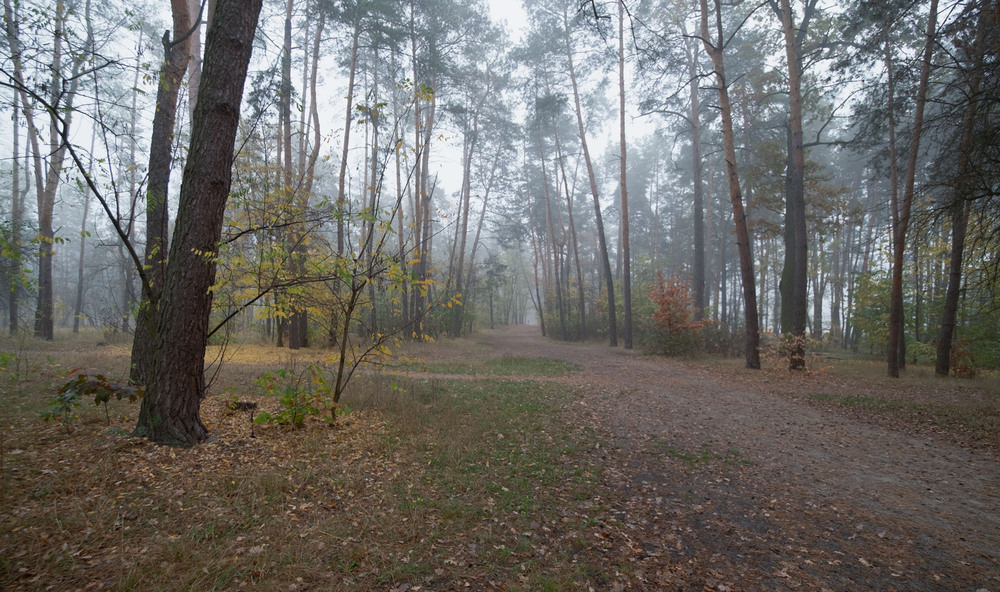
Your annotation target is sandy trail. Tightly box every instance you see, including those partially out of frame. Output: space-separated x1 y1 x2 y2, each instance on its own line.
461 325 1000 590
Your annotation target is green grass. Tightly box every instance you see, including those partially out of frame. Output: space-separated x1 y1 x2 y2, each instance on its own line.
1 351 612 591
402 354 580 377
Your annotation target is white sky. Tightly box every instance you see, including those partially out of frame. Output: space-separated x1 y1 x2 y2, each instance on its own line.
487 0 530 42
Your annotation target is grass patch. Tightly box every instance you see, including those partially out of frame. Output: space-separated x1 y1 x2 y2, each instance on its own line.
0 340 615 591
403 354 580 377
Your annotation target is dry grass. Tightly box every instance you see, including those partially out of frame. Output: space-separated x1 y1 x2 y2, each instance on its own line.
0 330 615 591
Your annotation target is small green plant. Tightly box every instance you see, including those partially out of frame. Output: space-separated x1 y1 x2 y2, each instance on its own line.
40 389 82 433
0 334 35 380
41 372 144 431
253 363 349 427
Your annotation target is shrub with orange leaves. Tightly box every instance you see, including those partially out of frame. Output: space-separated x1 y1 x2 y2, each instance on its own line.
647 272 712 356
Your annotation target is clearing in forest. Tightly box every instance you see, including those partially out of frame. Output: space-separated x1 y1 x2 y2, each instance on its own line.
1 326 998 591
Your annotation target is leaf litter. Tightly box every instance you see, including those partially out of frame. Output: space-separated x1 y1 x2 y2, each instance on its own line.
2 329 1000 590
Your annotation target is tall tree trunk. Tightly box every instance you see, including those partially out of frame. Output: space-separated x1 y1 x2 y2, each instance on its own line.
135 0 263 445
830 216 842 342
72 192 91 333
365 54 382 334
73 130 97 334
281 0 307 350
11 0 85 340
466 151 500 314
131 0 193 384
187 0 202 120
408 3 422 325
552 123 585 338
538 128 567 341
686 33 706 321
618 0 632 349
700 0 761 368
776 0 809 369
811 233 824 339
707 153 719 321
186 0 215 119
121 39 145 333
338 16 362 256
416 92 437 325
524 153 546 335
391 50 410 329
300 5 324 343
888 0 937 378
935 8 986 376
452 91 485 337
303 9 324 198
8 85 21 334
565 13 616 347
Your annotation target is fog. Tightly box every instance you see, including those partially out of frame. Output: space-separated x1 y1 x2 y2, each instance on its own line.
1 0 997 373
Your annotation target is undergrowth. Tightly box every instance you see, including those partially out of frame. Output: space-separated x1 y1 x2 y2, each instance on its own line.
0 338 613 591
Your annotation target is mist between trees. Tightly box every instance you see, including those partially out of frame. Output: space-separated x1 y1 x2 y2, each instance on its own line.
0 0 997 442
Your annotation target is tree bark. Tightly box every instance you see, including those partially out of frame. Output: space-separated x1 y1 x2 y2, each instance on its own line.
186 0 216 120
935 7 986 376
565 11 616 347
8 0 85 340
8 84 22 334
700 0 761 368
618 0 632 350
452 69 490 338
73 129 96 334
538 125 567 341
131 0 192 384
337 17 361 256
888 0 937 378
135 0 263 445
686 34 706 322
776 0 810 369
551 122 585 339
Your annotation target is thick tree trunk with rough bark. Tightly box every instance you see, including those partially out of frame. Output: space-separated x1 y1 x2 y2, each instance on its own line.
775 0 809 369
134 0 263 445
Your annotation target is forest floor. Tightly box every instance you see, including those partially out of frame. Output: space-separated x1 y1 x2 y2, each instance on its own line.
1 325 999 591
454 325 1000 591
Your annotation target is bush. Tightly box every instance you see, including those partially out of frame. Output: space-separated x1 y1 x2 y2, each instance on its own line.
253 363 348 427
647 273 712 357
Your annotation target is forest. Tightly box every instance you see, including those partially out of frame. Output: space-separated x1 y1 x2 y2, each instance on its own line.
2 1 1000 589
0 0 999 444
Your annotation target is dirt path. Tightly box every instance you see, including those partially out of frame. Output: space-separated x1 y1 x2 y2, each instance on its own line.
447 326 1000 590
